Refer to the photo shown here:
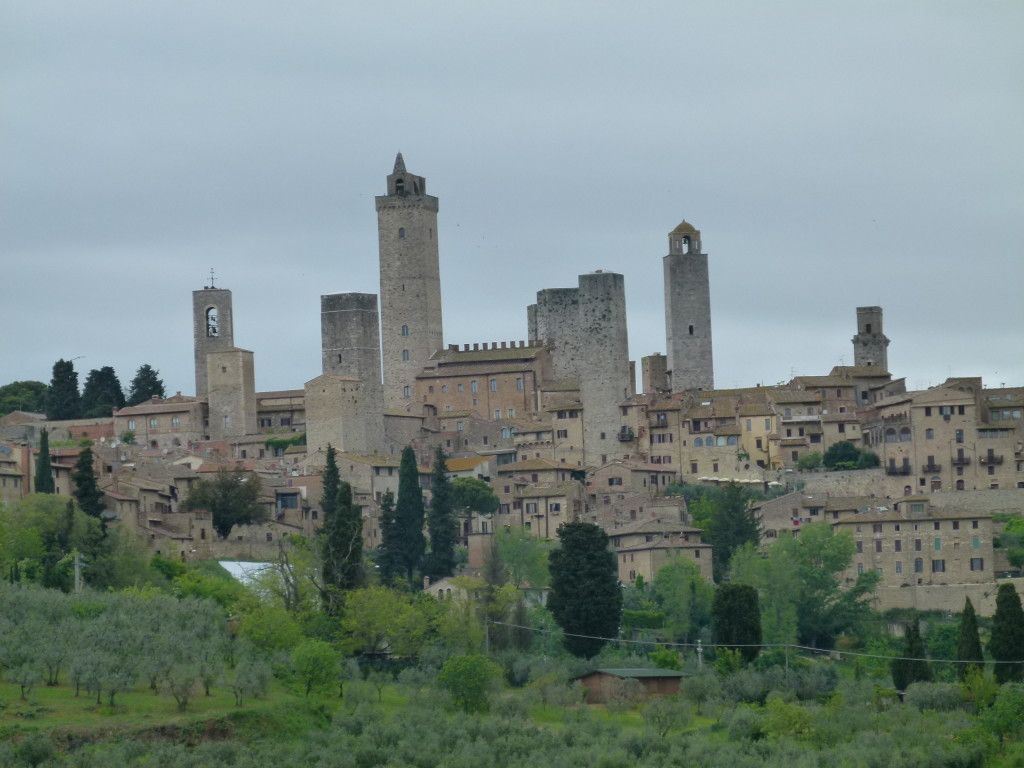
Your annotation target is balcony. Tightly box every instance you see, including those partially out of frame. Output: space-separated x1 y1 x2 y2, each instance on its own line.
921 463 942 473
886 466 912 476
951 457 971 466
617 427 635 442
980 455 1004 466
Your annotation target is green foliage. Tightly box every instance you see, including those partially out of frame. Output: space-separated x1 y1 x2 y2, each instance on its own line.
72 443 106 528
46 358 81 420
338 586 430 657
957 598 985 681
423 447 457 580
712 583 761 664
126 364 165 406
318 445 363 607
856 450 880 469
379 447 425 586
290 639 340 696
796 452 822 471
991 583 1024 684
705 482 761 582
983 683 1024 743
185 468 267 539
0 379 47 416
891 620 931 691
822 440 859 469
925 621 960 682
494 526 553 588
651 555 712 643
120 430 136 445
80 366 125 418
450 476 499 516
33 428 55 494
648 646 682 670
548 522 622 658
437 653 501 712
264 434 306 452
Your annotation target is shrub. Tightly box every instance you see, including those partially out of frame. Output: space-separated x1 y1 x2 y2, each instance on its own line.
437 654 502 712
904 682 967 712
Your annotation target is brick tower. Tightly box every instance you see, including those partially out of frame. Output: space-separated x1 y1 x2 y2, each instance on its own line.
376 153 443 410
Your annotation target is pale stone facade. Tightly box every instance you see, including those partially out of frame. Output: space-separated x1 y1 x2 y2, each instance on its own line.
207 347 257 440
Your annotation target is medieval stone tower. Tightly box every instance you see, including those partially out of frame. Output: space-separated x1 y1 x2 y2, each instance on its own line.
192 283 234 399
853 306 890 370
376 153 443 409
664 221 714 392
206 347 257 440
529 270 632 465
311 292 385 456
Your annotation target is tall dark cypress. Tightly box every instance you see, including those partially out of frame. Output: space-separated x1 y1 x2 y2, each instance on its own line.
381 447 425 587
80 367 126 418
47 359 81 420
319 445 363 607
957 597 985 681
34 428 55 493
991 583 1024 683
424 446 457 580
72 443 106 532
891 619 931 691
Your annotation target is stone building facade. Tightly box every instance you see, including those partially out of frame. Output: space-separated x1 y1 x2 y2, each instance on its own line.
192 285 234 399
664 221 714 392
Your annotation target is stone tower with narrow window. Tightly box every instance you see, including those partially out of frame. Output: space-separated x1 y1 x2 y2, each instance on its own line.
853 306 890 370
664 221 714 392
192 283 234 399
376 153 443 410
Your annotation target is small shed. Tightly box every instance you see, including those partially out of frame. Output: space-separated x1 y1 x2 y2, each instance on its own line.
573 668 686 704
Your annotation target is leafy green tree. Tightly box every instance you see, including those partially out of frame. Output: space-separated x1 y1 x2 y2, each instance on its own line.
730 542 799 646
982 683 1024 743
126 364 165 406
291 639 341 696
495 526 553 588
450 476 499 516
990 583 1024 684
706 482 760 582
0 380 47 416
72 443 106 530
80 366 125 418
437 653 502 712
338 586 430 657
379 447 425 586
822 440 859 470
319 445 363 608
796 452 822 471
957 597 984 681
184 468 267 539
891 620 931 691
34 428 55 494
652 555 713 643
423 447 457 580
548 522 622 658
856 450 880 469
46 358 81 420
712 583 761 665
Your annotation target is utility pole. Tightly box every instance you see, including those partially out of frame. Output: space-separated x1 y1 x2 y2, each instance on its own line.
696 639 703 671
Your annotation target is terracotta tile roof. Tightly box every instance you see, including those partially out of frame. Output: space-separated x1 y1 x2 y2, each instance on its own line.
770 390 823 404
256 390 305 400
428 345 544 364
447 456 489 472
497 458 560 473
830 365 893 378
541 379 581 392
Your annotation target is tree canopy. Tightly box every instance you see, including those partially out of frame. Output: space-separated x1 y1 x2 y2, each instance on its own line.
184 469 267 539
34 428 55 494
548 522 622 658
0 380 47 416
957 597 984 681
378 447 425 586
71 443 106 530
127 364 165 406
80 366 126 418
991 583 1024 684
423 447 457 581
46 359 81 420
712 582 761 664
450 477 499 516
704 482 761 582
318 445 363 606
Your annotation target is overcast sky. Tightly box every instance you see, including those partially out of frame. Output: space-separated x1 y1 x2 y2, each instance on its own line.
3 1 1022 400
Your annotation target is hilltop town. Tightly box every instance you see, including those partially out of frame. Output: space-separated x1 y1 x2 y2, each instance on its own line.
2 154 1022 615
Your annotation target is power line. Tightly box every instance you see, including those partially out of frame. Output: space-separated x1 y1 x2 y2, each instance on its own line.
488 619 1017 665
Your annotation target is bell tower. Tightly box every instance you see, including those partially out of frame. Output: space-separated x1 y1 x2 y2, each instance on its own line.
852 306 890 370
376 153 444 409
664 220 714 392
192 270 234 399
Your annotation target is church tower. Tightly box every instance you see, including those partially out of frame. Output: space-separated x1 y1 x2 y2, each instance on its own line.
852 306 890 370
192 277 234 399
664 221 714 392
376 153 443 409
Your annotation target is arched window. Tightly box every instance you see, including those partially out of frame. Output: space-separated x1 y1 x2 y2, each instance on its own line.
395 177 405 194
694 437 703 447
206 307 219 337
401 325 409 336
899 427 912 442
727 436 738 446
717 436 727 446
403 385 411 398
885 428 897 443
402 349 410 361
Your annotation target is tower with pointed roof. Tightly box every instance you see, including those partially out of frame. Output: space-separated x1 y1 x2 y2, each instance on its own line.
376 153 444 409
664 221 714 392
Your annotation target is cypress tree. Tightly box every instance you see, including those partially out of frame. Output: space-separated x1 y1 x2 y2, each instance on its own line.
712 583 762 665
957 597 985 681
72 442 106 532
548 522 622 658
381 447 425 586
990 583 1024 683
47 358 81 420
424 446 457 580
319 445 363 609
34 428 55 493
891 619 931 691
377 490 400 584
